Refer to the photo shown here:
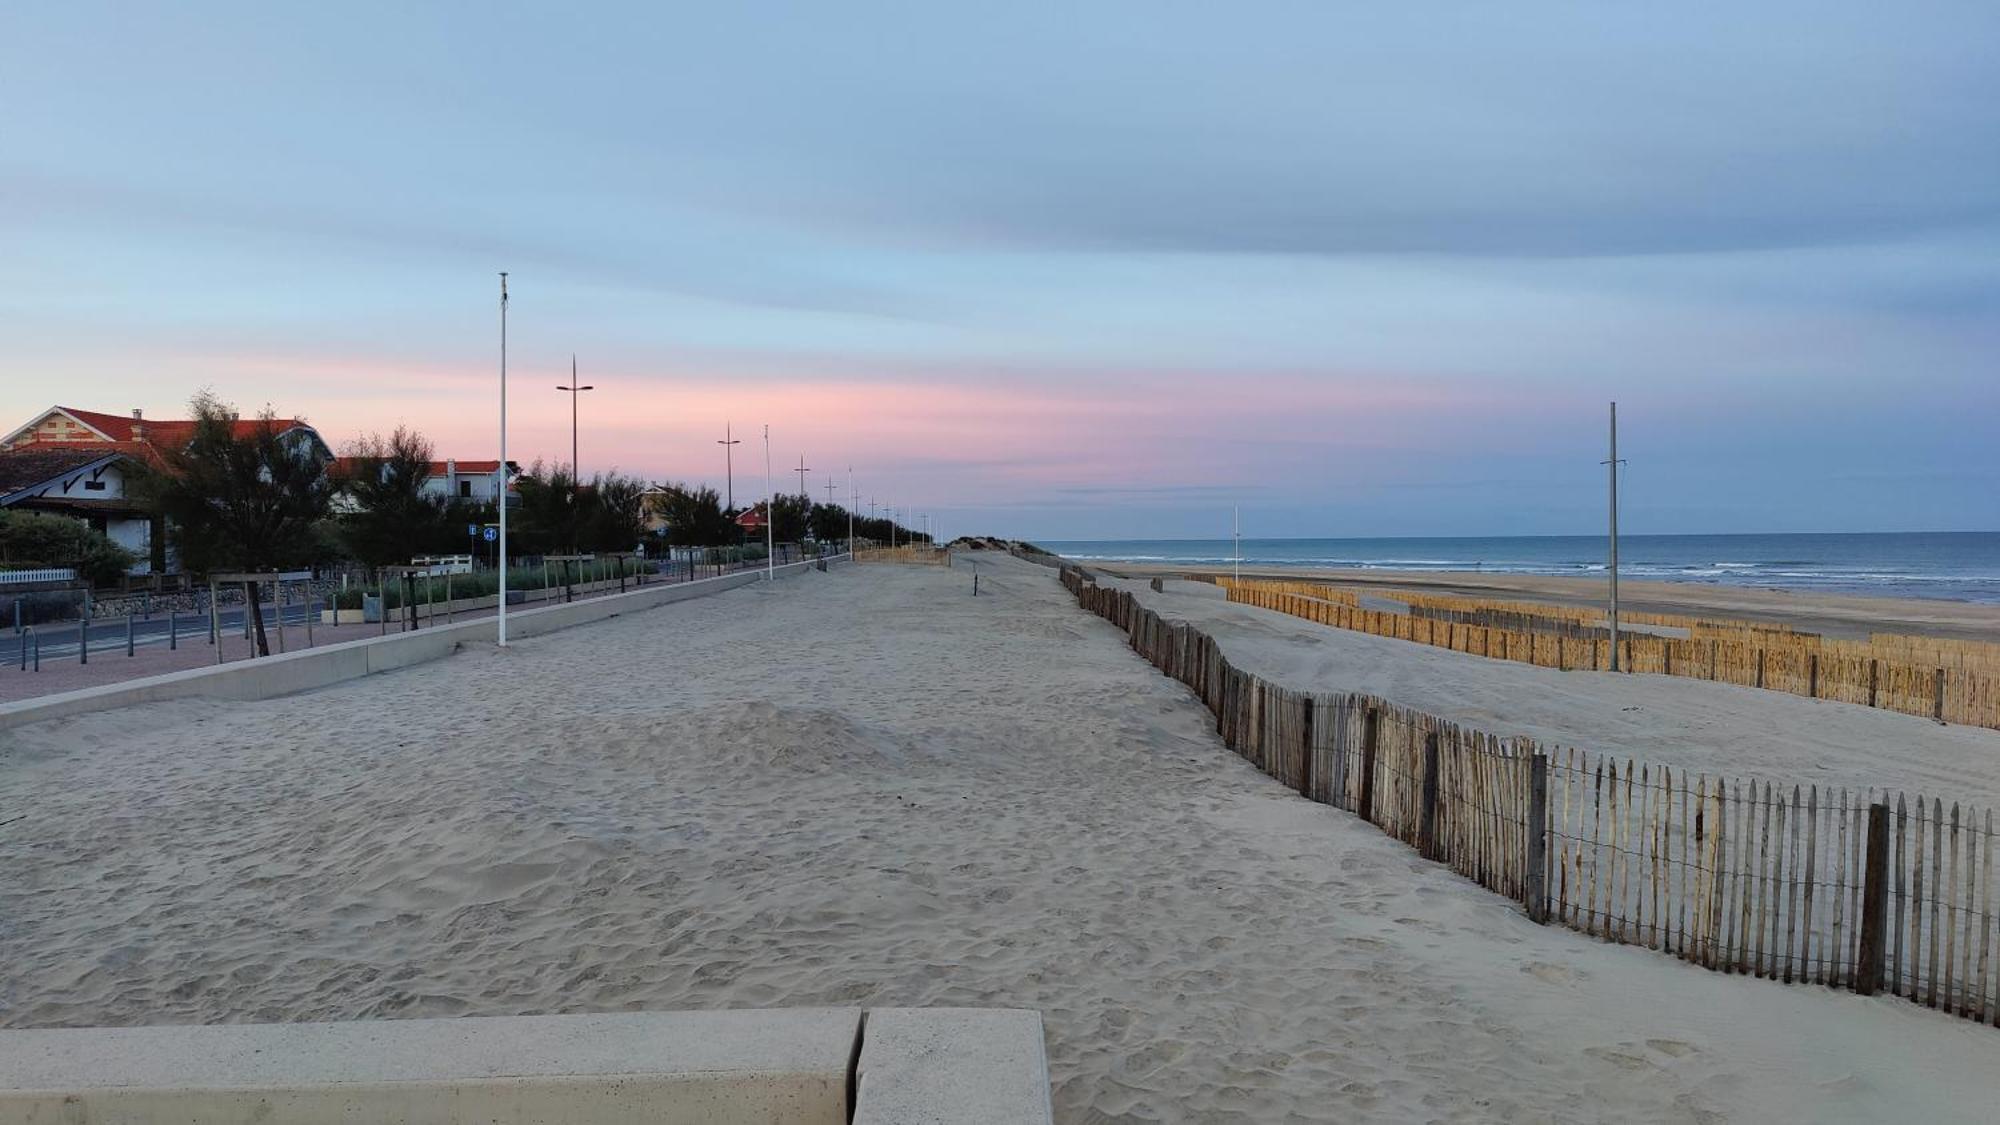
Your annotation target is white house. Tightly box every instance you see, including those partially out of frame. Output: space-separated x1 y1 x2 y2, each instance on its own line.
420 459 514 504
0 446 158 573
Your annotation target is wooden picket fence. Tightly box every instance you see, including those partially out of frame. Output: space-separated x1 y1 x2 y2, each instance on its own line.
1216 579 2000 731
1062 564 2000 1026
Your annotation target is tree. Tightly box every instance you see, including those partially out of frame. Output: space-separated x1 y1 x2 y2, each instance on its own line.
580 472 647 552
336 427 448 576
0 510 135 586
649 483 735 547
807 501 850 545
509 460 576 557
130 393 334 656
769 492 810 542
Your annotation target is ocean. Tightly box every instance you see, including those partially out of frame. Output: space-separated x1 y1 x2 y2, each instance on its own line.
1041 531 2000 604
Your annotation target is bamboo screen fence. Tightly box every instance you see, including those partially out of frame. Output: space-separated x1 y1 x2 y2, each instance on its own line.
1212 578 2000 731
1063 565 2000 1027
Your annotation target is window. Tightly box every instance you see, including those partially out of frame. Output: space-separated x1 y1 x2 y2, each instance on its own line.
85 480 106 491
459 480 473 498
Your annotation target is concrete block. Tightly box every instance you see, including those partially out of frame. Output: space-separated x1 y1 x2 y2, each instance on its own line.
854 1008 1054 1125
0 1009 861 1125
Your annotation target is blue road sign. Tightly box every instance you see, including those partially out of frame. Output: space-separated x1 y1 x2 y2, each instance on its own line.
467 523 479 536
483 526 498 542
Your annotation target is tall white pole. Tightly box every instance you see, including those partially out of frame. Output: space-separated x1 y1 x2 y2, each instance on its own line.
764 425 774 580
497 272 509 647
1608 400 1620 671
1233 506 1241 582
847 466 855 555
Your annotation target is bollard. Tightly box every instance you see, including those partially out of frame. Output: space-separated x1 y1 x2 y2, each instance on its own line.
170 610 178 651
32 628 39 671
127 613 135 657
17 626 25 670
80 616 89 665
306 597 315 647
973 573 979 596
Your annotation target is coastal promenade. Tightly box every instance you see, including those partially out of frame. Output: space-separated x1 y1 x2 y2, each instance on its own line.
7 551 2000 1121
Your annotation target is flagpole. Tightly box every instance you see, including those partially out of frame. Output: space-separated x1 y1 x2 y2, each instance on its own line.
764 425 775 580
497 272 509 647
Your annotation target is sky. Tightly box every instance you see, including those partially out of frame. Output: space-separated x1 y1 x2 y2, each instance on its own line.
3 2 1996 540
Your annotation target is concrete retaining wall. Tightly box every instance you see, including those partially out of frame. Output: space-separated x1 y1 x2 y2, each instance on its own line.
0 558 846 731
0 1007 1050 1124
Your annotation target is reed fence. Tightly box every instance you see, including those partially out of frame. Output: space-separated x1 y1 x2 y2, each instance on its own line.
1217 579 2000 731
1062 564 2000 1026
854 545 951 566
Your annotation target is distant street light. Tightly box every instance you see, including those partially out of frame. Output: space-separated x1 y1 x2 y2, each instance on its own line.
794 454 812 500
556 356 594 547
717 422 741 512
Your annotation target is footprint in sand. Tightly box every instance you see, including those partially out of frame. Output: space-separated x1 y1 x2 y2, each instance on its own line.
1584 1045 1657 1071
1646 1038 1698 1058
1521 961 1589 985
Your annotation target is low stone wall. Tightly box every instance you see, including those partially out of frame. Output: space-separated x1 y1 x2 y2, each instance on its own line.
0 558 846 731
0 1007 1052 1124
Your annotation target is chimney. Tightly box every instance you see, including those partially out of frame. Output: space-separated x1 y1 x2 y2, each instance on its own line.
130 408 143 420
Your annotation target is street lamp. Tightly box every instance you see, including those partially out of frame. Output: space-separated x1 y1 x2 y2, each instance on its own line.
556 356 593 550
717 422 741 512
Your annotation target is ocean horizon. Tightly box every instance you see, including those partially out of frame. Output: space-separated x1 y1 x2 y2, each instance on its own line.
1040 531 2000 604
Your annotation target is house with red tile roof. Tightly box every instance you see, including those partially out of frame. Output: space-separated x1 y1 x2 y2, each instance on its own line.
0 405 332 462
0 406 335 576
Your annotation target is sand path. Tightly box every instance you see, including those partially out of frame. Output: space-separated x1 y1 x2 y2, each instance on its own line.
3 555 1996 1122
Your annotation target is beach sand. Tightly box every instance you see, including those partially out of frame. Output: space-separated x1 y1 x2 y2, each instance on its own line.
1103 575 2000 807
4 554 1998 1122
1098 562 2000 643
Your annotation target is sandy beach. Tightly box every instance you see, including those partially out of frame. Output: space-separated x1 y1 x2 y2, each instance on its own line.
5 553 1999 1122
1097 563 2000 643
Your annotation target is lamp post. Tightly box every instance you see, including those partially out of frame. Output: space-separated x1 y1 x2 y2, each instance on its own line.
717 422 741 512
794 455 812 501
556 356 594 550
847 467 855 555
497 272 509 647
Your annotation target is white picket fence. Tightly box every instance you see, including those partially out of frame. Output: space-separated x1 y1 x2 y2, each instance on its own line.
0 567 77 585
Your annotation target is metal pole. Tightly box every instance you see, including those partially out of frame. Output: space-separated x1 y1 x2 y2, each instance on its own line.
276 580 286 654
848 467 855 555
718 422 740 513
169 610 178 651
1607 400 1620 672
1233 506 1241 583
498 271 510 647
126 613 134 657
764 425 775 580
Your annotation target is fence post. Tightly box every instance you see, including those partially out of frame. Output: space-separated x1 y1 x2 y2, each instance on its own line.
1868 659 1879 707
1299 696 1315 800
1808 654 1819 698
1857 802 1891 996
1933 668 1946 722
1756 648 1766 689
1525 753 1550 923
1358 708 1381 825
1419 731 1441 860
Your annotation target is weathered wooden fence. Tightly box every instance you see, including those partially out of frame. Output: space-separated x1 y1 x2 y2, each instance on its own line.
1216 578 2000 731
1063 565 2000 1026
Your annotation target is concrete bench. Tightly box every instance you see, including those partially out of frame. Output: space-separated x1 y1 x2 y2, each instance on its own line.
0 1007 1051 1124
